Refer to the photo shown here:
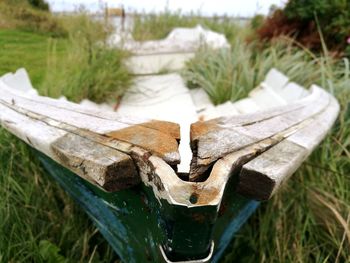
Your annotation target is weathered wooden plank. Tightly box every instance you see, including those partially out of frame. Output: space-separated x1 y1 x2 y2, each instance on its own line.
52 133 139 191
191 85 324 141
115 73 196 171
0 102 139 191
237 140 308 200
249 83 287 108
233 89 328 139
232 98 261 114
0 68 340 205
189 86 329 180
279 82 309 103
0 83 142 132
287 96 339 150
236 94 340 200
107 124 180 165
0 103 66 157
197 84 323 132
0 83 181 164
0 81 178 136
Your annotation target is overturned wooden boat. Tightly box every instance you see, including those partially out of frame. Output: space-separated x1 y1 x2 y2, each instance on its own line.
0 68 339 262
110 25 230 75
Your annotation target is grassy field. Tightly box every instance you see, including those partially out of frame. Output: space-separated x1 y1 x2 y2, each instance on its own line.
0 30 66 87
1 7 349 263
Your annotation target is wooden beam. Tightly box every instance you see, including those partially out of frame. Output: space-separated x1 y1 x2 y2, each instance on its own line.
189 86 331 181
0 68 340 205
0 82 180 165
0 102 139 191
52 133 139 192
237 95 340 200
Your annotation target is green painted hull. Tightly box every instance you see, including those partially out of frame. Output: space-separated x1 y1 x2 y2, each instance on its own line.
37 151 259 262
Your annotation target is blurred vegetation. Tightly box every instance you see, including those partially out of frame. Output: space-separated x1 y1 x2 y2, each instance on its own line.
250 14 265 31
0 0 65 37
41 14 131 103
1 0 49 10
184 38 324 104
132 10 242 44
257 0 350 56
28 0 49 10
0 30 67 86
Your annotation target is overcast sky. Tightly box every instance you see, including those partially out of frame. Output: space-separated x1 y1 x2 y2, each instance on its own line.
47 0 286 17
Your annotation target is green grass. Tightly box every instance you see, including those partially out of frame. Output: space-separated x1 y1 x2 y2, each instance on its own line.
41 14 131 103
183 38 328 105
0 28 130 103
0 29 67 86
0 0 66 37
0 130 117 262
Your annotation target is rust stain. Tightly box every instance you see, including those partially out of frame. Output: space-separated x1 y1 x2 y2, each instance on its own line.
142 120 180 140
190 120 219 141
191 185 220 205
106 122 179 164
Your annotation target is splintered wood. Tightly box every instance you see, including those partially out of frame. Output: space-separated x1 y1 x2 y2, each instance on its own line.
0 68 339 203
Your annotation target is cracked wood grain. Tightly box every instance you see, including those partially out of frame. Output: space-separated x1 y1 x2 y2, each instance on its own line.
0 69 340 204
52 133 139 191
188 86 331 181
237 95 340 200
0 86 180 165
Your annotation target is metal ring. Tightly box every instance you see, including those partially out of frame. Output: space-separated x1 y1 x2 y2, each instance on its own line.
159 241 214 263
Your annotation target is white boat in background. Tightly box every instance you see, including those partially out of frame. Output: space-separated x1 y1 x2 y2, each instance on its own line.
110 25 230 74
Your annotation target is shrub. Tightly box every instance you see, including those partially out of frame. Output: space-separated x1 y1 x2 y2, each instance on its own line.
257 0 350 54
183 37 321 105
0 1 65 37
13 6 66 37
250 14 265 30
27 0 49 11
1 0 49 11
42 14 131 103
